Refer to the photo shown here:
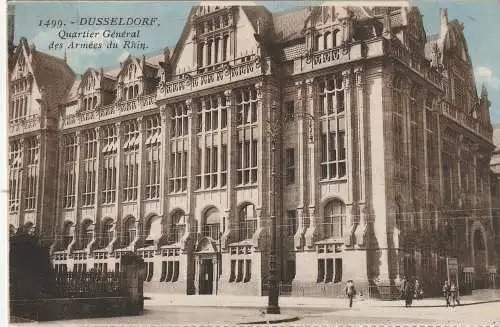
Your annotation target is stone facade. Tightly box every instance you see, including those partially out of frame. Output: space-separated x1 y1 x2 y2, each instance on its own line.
8 4 498 297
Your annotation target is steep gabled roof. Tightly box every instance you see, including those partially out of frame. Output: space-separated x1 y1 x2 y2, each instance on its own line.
272 7 309 42
242 5 274 37
28 44 76 110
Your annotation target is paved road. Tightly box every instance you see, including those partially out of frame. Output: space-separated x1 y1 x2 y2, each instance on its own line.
13 300 500 325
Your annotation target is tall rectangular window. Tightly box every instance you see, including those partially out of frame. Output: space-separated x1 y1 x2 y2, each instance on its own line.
317 259 325 283
221 144 227 187
63 134 77 208
203 145 218 188
170 102 189 193
235 87 258 186
102 125 117 204
319 75 346 180
9 140 22 212
25 137 39 210
123 120 140 201
196 94 229 190
82 129 97 206
145 115 161 199
286 148 295 185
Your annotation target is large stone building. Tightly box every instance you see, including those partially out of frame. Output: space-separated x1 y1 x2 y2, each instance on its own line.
490 125 500 284
8 4 498 297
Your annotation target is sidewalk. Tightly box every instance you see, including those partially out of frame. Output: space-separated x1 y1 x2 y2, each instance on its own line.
144 289 500 309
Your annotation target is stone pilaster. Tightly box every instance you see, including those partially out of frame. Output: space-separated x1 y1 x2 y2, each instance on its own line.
304 77 317 249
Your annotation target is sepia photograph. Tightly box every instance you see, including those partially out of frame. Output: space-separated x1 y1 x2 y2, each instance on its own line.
4 0 500 325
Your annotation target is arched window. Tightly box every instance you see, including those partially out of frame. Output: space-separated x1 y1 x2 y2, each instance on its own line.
145 215 162 245
223 35 229 61
315 33 322 51
62 221 73 249
134 85 139 98
102 219 114 248
324 199 345 239
239 203 257 241
80 220 93 249
202 207 220 240
323 31 331 50
171 211 185 243
123 217 136 246
333 30 341 47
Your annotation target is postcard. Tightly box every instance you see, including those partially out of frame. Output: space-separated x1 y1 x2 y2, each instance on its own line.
5 0 500 325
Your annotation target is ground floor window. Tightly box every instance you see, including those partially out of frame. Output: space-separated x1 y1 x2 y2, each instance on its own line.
317 258 342 283
93 262 108 273
143 262 154 282
54 264 67 273
73 263 87 273
160 261 180 282
230 259 251 283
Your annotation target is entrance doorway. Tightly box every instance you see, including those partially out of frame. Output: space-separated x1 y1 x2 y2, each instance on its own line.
199 259 214 294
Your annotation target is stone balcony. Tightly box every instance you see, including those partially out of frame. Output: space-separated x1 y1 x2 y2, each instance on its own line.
157 56 267 99
9 114 42 136
60 94 157 130
441 102 492 141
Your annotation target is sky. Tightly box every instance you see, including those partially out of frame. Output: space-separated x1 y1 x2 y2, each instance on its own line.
10 0 500 124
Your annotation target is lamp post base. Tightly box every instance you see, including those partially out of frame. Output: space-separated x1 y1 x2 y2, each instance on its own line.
266 305 280 314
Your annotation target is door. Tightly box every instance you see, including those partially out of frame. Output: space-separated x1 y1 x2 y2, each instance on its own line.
199 259 214 294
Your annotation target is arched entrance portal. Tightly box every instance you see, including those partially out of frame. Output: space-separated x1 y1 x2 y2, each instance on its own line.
473 229 487 289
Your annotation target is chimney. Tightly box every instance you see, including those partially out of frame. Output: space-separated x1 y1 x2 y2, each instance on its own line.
440 8 448 40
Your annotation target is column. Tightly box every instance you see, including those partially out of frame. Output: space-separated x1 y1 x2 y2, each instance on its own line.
217 94 223 188
294 80 305 250
18 138 27 226
53 136 64 250
159 106 169 219
113 122 123 249
185 98 197 237
92 126 102 249
74 131 83 249
354 66 367 246
136 117 144 245
255 82 264 211
343 68 353 213
222 89 234 249
200 98 206 189
305 77 316 249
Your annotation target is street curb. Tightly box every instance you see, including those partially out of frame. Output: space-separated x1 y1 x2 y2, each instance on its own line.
239 315 300 325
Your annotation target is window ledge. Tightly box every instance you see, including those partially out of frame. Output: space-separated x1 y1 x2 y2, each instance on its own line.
235 184 258 190
319 178 347 184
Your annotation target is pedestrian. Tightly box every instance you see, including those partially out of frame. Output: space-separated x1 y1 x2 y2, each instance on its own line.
450 281 460 307
345 279 356 308
442 280 451 307
402 278 414 307
414 279 423 300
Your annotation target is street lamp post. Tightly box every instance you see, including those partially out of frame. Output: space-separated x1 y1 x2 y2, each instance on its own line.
265 109 315 314
264 102 286 315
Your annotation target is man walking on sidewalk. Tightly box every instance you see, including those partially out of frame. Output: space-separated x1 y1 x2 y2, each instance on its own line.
345 280 356 308
442 280 451 307
450 281 460 307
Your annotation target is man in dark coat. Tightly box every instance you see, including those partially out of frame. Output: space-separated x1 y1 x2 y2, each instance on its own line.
345 280 356 308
